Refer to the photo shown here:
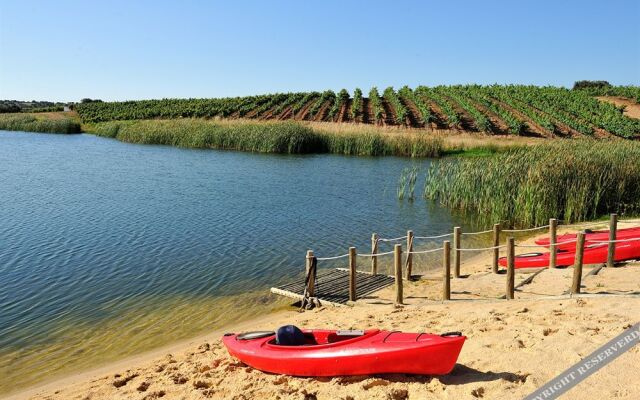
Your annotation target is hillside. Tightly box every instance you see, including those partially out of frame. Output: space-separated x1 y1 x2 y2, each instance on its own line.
75 85 640 139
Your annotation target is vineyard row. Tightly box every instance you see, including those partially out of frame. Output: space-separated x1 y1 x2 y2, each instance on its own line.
76 85 640 139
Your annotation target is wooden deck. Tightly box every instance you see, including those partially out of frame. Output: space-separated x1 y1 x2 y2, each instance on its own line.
270 268 395 306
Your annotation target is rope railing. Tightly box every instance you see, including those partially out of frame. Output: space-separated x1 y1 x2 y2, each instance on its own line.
515 239 578 248
618 219 640 224
589 237 640 244
371 215 638 256
315 253 350 261
502 225 550 233
356 250 395 257
558 221 608 229
407 247 445 255
377 236 405 242
461 229 494 236
414 233 453 240
295 212 635 306
457 244 507 252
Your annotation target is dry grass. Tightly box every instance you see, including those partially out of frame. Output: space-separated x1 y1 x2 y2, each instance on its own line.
303 120 543 152
84 118 444 157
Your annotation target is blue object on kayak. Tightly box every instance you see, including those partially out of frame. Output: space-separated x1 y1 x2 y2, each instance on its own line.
276 325 306 346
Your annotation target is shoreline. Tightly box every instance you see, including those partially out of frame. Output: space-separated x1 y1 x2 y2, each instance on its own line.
2 310 293 400
6 220 640 399
2 112 547 158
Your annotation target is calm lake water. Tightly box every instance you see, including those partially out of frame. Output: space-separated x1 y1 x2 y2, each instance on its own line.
0 130 483 393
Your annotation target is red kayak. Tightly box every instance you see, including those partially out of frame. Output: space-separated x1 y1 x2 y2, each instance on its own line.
498 241 640 268
222 329 466 376
535 227 640 252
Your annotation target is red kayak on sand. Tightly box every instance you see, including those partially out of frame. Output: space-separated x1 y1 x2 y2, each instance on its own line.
498 241 640 269
534 227 640 252
222 329 466 376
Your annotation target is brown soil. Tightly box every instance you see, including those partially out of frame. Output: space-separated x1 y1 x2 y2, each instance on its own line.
242 107 261 119
426 101 454 130
412 94 451 129
380 99 396 126
258 105 278 120
276 105 294 120
596 96 640 119
511 98 581 138
364 97 376 125
467 99 510 135
294 98 318 121
557 109 613 139
400 97 425 128
359 98 369 124
337 99 351 123
313 100 331 122
487 97 550 138
440 95 477 131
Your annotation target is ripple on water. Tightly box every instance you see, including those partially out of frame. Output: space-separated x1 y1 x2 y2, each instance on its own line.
0 130 485 394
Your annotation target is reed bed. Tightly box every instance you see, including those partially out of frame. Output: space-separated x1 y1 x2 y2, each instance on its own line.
0 114 81 134
424 141 640 226
87 119 444 157
89 119 323 153
398 166 420 200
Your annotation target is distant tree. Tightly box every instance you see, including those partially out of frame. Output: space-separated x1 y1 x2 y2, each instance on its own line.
0 104 21 113
80 98 103 103
573 80 611 90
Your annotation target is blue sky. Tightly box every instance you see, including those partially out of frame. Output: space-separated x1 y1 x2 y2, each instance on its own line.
1 0 638 102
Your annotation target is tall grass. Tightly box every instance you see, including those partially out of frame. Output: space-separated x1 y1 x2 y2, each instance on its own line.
398 167 419 200
87 119 444 157
424 141 640 226
0 114 81 134
89 119 323 153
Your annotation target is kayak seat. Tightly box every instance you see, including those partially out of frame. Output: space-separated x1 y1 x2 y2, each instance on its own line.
276 325 306 346
272 329 370 346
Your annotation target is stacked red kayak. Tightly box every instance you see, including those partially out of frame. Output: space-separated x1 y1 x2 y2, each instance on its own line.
223 329 466 376
535 226 640 251
499 227 640 269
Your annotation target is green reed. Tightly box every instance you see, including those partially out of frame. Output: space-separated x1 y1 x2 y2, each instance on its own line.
87 119 444 157
0 114 81 134
424 141 640 227
88 119 324 153
398 167 420 200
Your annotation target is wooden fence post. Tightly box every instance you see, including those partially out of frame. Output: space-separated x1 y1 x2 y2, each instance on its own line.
394 244 403 305
443 240 451 300
405 230 414 280
607 213 617 268
571 232 586 294
506 237 515 300
306 250 315 297
453 226 461 278
492 223 501 274
371 233 378 275
348 247 357 302
549 218 558 269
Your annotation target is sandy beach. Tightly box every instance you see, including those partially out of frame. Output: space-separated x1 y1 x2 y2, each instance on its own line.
5 222 640 400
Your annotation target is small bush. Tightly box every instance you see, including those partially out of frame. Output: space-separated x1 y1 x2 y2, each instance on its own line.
573 80 611 90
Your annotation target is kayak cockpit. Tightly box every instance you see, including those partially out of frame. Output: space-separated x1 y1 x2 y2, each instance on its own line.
266 329 380 348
